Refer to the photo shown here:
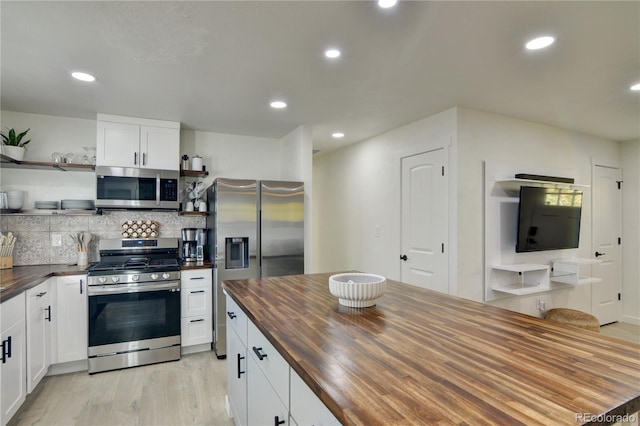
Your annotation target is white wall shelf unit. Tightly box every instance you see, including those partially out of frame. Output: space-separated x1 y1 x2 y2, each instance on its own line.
551 258 602 285
491 264 550 295
484 161 590 302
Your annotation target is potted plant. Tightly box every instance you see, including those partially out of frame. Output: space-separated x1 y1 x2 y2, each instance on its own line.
1 127 30 161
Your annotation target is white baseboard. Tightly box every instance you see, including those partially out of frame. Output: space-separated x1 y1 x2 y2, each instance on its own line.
47 360 88 376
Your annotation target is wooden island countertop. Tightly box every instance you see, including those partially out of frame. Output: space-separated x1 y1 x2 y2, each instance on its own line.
223 272 640 426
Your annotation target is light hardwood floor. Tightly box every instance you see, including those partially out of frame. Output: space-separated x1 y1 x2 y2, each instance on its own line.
9 323 639 426
9 352 234 426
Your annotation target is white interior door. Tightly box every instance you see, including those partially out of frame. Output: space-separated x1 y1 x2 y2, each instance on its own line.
591 164 622 324
400 149 448 293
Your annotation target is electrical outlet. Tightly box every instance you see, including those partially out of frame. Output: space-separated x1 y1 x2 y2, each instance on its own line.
536 298 547 312
51 233 62 247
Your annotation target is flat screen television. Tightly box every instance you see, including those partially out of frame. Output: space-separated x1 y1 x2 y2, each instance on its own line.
516 186 583 253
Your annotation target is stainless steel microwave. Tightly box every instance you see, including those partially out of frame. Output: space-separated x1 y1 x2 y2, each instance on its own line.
95 166 180 210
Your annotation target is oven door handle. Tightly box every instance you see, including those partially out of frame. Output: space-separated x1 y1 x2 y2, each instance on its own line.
88 281 180 295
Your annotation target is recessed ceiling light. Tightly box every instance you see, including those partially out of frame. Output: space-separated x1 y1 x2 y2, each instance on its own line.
270 101 287 109
325 49 341 59
332 132 345 138
525 36 555 50
631 83 640 91
71 71 97 82
378 0 397 8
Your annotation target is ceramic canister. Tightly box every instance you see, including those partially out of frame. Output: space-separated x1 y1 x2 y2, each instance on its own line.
191 155 203 171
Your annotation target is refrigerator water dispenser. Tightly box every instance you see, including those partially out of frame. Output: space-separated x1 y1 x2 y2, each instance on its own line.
225 237 249 269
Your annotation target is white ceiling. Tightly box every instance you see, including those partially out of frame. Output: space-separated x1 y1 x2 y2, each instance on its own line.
1 1 638 154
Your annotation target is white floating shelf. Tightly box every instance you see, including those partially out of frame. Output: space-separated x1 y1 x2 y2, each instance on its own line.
496 179 589 191
491 264 550 296
492 283 551 295
492 264 550 273
551 258 602 286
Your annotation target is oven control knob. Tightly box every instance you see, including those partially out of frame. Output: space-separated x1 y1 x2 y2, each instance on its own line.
132 274 139 282
99 277 107 284
162 272 171 279
151 273 159 280
111 276 120 283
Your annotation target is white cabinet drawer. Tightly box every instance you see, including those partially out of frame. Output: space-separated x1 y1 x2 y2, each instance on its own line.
181 286 211 317
1 292 26 329
248 320 289 409
226 295 247 347
181 269 212 289
181 315 212 347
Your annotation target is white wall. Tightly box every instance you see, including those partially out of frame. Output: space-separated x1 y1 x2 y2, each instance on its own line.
311 108 457 281
621 140 640 325
456 107 622 317
180 128 282 189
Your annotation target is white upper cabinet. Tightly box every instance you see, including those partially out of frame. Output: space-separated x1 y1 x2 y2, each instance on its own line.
96 114 180 170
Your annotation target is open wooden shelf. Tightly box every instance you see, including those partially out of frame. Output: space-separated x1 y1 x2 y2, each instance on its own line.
0 154 95 172
180 169 209 178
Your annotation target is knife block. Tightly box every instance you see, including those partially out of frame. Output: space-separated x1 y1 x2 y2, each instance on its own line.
0 256 13 269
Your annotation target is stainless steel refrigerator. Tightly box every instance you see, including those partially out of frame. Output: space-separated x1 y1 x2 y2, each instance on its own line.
206 178 305 358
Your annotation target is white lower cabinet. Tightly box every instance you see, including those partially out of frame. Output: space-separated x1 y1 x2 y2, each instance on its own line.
290 368 341 426
55 275 87 363
1 293 27 426
180 269 213 347
247 355 289 426
226 293 339 426
227 325 248 426
26 279 53 393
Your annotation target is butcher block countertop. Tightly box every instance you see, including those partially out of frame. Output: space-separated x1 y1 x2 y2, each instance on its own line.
223 272 640 426
0 264 90 302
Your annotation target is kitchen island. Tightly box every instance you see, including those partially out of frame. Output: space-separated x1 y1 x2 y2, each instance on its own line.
223 272 640 425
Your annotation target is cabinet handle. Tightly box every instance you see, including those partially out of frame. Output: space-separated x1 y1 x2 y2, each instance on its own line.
237 353 245 378
274 415 285 426
252 346 267 361
142 153 147 166
190 290 206 294
1 336 12 363
227 311 237 319
134 152 138 165
0 337 8 363
45 305 52 322
190 319 205 323
190 277 205 280
80 279 83 295
36 291 47 297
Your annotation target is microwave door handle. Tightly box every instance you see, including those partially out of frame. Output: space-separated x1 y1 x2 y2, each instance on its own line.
156 174 161 206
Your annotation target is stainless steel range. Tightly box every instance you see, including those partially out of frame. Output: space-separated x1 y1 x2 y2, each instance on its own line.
87 238 181 374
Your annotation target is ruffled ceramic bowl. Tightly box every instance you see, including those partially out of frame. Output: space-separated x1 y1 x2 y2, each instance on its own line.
328 273 386 308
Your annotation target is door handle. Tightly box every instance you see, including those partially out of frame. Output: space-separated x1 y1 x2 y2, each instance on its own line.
45 305 52 322
595 251 606 257
274 416 285 426
400 254 408 261
227 311 237 319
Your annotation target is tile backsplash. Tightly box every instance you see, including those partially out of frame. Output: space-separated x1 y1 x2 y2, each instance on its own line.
0 211 205 266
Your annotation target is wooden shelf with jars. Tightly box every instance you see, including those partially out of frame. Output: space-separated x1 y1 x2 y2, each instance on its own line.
0 154 95 172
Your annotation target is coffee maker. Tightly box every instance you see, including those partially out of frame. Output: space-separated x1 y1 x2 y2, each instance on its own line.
181 228 207 263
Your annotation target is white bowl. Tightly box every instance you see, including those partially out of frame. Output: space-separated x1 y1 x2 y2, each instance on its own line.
328 273 386 308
